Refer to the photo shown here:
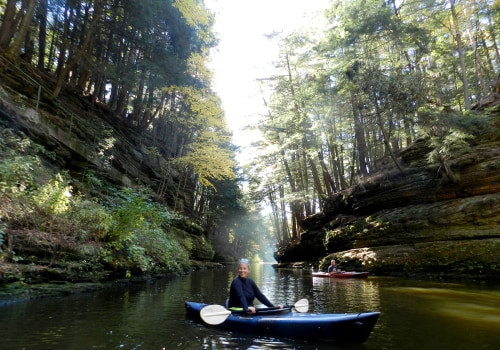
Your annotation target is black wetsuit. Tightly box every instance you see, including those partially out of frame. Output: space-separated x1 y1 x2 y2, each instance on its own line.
228 276 274 311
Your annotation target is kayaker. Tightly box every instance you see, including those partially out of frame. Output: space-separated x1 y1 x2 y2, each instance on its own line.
228 258 283 314
328 259 340 275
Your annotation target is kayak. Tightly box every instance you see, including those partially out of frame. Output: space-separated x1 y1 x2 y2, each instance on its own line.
185 301 380 343
312 271 369 279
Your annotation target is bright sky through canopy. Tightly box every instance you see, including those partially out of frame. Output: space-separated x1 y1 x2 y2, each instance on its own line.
204 0 330 163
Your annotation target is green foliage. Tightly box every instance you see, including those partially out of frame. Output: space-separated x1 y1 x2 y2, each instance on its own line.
186 233 215 261
324 229 341 246
107 188 164 240
102 227 192 273
32 173 72 215
5 173 112 245
69 198 113 241
0 129 44 193
427 130 471 165
101 187 191 273
167 86 236 190
419 110 491 164
137 228 190 271
178 135 236 189
83 169 103 189
418 109 491 138
0 129 193 275
0 155 36 193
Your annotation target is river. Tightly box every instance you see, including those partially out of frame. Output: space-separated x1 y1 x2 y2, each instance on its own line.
0 263 499 349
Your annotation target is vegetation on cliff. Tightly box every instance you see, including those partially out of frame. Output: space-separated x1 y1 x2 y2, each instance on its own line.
0 126 216 282
229 0 499 281
1 0 500 291
276 111 500 281
242 0 500 259
0 0 273 293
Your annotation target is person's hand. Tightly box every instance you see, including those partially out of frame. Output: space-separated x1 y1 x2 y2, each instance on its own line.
278 304 283 309
247 306 256 314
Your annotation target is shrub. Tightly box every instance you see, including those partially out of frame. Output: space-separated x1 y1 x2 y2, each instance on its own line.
0 129 53 194
69 197 113 241
32 173 72 215
102 187 190 273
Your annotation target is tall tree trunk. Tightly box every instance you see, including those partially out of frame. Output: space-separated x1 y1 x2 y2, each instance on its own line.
280 186 292 241
350 93 369 176
22 31 34 63
54 1 71 77
36 0 48 70
5 0 37 60
51 0 103 99
306 149 324 210
371 91 404 174
450 0 471 110
486 9 500 65
268 187 284 247
317 150 336 195
0 0 21 50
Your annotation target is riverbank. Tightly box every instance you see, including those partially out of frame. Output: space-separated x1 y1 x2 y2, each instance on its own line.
0 260 222 306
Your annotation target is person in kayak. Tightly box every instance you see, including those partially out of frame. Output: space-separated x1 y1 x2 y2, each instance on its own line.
328 259 341 275
228 258 283 314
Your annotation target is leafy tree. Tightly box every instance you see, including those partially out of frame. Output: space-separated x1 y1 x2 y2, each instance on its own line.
248 0 499 250
0 0 244 264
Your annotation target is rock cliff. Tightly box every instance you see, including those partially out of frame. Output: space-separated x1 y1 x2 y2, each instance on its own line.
275 108 500 282
0 80 181 210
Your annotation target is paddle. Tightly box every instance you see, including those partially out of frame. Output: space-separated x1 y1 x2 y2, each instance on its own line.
199 304 232 325
293 298 309 313
200 298 309 325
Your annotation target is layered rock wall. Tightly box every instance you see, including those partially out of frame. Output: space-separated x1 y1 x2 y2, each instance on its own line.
276 113 500 281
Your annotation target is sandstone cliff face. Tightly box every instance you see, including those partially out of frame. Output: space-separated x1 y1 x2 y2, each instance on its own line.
0 85 181 210
276 112 500 282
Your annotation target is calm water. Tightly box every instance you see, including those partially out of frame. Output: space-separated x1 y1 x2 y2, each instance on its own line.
0 264 499 349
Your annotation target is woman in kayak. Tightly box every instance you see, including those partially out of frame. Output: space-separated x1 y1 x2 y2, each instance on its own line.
228 258 283 314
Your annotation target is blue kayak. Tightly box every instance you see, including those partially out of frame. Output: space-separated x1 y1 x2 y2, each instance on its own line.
185 301 380 343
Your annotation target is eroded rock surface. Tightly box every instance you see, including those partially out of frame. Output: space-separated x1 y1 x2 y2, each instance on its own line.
276 110 500 281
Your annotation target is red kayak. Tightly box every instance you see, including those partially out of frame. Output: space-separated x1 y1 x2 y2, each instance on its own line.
312 271 369 279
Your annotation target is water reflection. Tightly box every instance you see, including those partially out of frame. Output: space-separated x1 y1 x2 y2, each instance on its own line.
271 267 309 306
1 265 499 349
385 286 500 328
311 274 381 313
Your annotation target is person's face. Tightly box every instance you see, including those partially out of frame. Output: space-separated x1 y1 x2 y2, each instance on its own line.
238 263 250 278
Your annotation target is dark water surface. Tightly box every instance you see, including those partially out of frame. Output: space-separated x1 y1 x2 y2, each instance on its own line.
1 264 499 349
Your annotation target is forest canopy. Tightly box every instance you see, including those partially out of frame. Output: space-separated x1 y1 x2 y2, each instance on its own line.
245 0 498 251
0 0 498 263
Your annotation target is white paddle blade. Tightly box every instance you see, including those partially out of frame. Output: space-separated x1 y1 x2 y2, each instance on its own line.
200 304 232 325
294 298 309 313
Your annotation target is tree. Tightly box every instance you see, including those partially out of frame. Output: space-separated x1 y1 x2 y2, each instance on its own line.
0 0 37 60
247 0 499 251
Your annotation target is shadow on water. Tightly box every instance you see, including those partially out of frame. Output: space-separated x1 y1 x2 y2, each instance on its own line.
0 264 499 349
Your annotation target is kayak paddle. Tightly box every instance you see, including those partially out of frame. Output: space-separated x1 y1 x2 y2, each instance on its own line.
199 298 309 325
293 298 309 313
200 304 232 325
